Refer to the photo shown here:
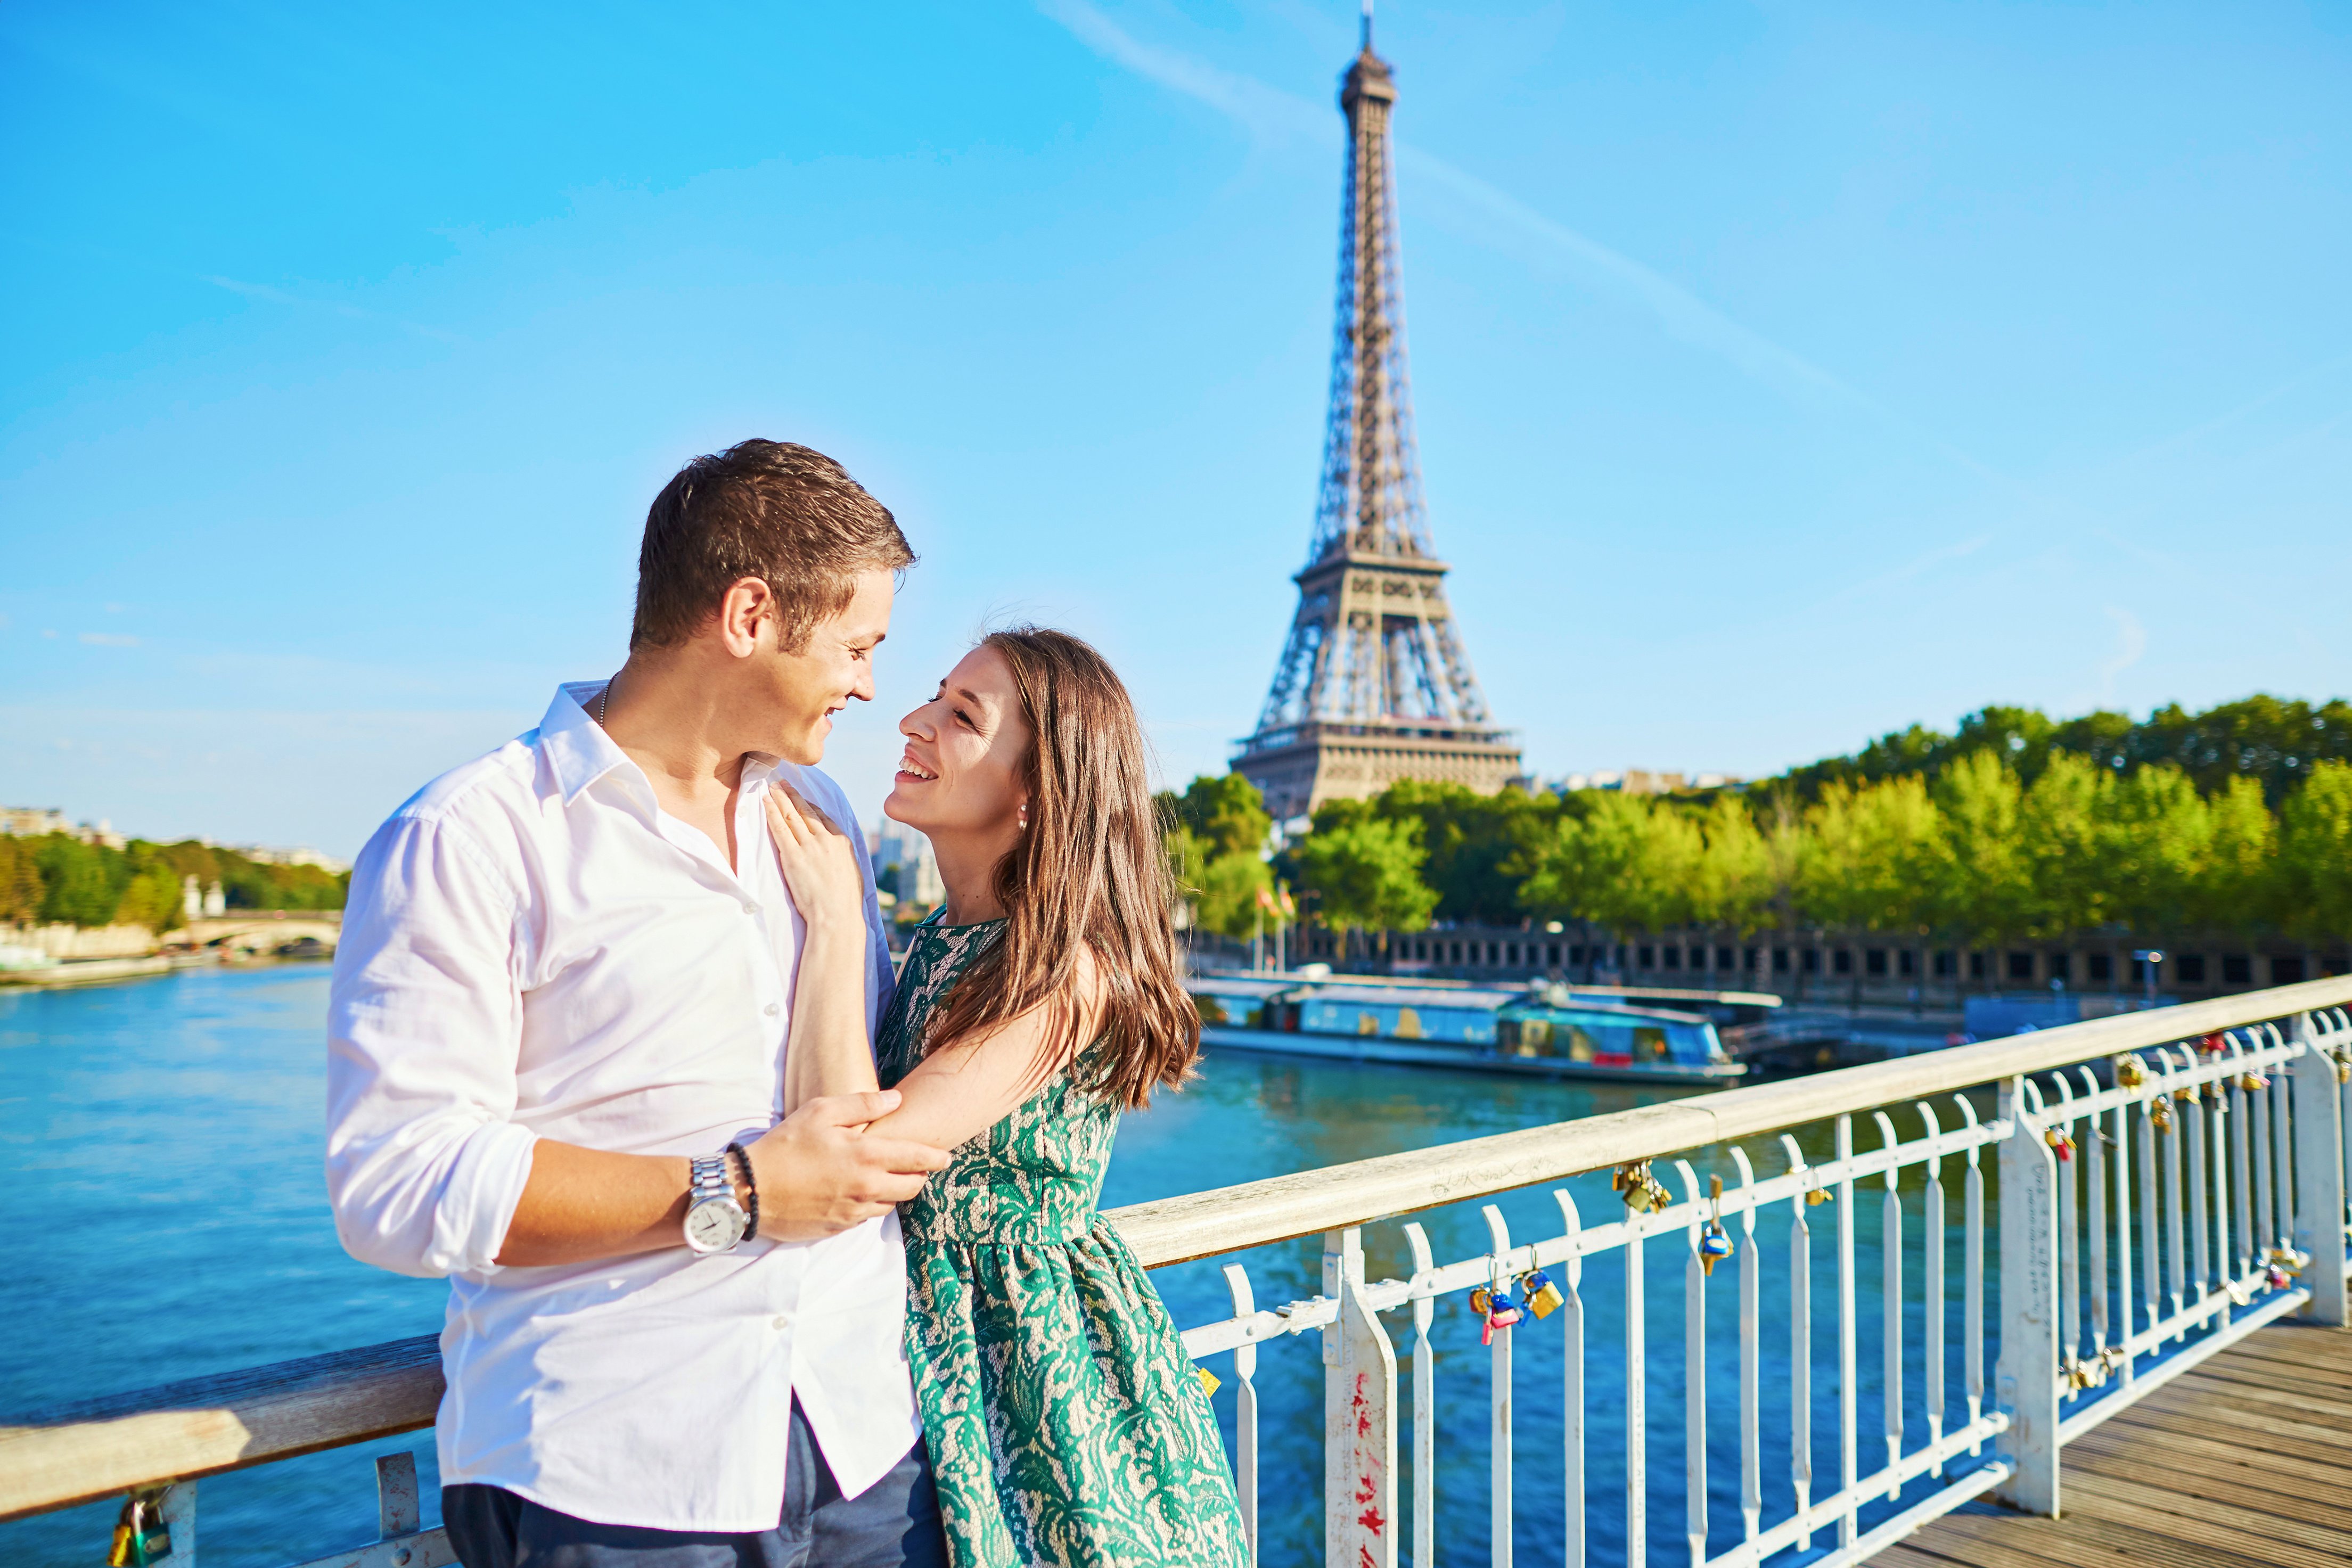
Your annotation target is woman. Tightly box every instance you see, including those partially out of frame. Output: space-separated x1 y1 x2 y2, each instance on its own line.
764 626 1249 1568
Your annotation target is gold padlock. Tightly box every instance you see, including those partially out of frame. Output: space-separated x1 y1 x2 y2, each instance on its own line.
2113 1053 2147 1090
2149 1094 2174 1135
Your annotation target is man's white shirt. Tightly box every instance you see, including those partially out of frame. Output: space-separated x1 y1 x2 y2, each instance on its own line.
325 682 917 1532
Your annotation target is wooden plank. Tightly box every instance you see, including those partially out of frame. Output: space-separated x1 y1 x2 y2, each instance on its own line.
1862 1546 1965 1568
0 1336 442 1522
2060 1485 2352 1568
2166 1356 2352 1405
2210 1333 2352 1376
2064 1466 2352 1564
1108 975 2352 1266
2118 1397 2352 1464
2197 1348 2352 1391
2162 1369 2352 1432
2064 1435 2352 1531
2133 1388 2352 1454
1907 1506 2298 1568
1887 1516 2098 1568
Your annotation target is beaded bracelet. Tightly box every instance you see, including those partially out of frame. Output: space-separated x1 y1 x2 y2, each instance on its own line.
725 1141 759 1239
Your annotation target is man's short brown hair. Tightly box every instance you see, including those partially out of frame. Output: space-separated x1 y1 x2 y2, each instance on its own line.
632 439 915 652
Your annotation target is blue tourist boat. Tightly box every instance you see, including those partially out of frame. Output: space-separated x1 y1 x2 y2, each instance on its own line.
1186 974 1748 1083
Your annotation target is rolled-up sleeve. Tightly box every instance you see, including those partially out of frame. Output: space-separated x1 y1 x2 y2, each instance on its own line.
326 811 539 1279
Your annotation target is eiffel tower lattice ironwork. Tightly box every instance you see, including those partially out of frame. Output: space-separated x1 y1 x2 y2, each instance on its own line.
1232 13 1521 825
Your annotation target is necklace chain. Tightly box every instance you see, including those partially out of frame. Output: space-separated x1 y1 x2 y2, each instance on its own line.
594 673 615 726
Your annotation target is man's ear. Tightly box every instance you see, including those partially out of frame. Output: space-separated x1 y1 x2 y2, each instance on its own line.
716 577 775 658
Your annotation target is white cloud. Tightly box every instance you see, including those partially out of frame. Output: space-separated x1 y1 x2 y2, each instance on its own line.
78 631 140 647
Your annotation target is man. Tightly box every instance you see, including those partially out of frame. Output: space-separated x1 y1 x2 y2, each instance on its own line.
326 440 954 1568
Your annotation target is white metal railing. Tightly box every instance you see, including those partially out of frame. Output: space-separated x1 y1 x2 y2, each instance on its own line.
1158 987 2352 1568
3 976 2350 1567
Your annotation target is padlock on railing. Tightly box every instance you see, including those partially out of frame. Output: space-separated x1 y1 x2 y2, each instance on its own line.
1470 1283 1523 1345
2045 1126 2076 1162
106 1488 171 1567
1519 1268 1563 1318
1612 1159 1670 1214
2149 1093 2175 1135
2113 1053 2148 1090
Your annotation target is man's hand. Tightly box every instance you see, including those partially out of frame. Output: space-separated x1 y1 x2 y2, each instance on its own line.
749 1089 950 1241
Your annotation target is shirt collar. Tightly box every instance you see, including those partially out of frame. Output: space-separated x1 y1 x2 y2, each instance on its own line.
542 682 632 805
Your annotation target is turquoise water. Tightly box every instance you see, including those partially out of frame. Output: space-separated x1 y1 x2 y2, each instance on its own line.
0 967 1974 1566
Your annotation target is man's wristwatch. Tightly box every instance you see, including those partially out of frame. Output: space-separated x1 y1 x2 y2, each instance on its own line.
683 1153 752 1255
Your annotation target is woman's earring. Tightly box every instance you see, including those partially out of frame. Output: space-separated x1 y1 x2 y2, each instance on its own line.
1017 804 1028 830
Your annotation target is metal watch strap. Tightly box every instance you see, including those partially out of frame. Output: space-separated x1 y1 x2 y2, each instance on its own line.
688 1153 733 1209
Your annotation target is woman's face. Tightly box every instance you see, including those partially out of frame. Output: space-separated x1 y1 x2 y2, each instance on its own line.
884 645 1032 838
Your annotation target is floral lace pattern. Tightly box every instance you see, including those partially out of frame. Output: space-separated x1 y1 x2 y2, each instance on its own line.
879 915 1249 1568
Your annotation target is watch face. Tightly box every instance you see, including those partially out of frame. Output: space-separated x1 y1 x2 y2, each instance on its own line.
685 1198 747 1254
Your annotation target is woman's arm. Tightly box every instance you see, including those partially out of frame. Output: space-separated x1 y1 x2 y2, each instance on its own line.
766 785 879 1115
861 951 1103 1151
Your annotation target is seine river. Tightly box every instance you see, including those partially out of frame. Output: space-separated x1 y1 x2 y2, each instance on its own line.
0 967 1947 1567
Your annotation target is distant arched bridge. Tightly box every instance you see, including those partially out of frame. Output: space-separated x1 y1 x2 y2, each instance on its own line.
182 912 342 953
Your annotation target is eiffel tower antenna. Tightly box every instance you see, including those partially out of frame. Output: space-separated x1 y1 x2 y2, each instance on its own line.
1232 20 1522 826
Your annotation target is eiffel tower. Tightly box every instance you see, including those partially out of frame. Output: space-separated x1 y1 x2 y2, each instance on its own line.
1232 11 1522 826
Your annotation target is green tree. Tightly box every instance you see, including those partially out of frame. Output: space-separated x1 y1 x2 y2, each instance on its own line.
2280 760 2352 944
2017 752 2111 937
35 835 125 926
0 836 44 924
1516 791 1702 937
2196 775 2279 934
2100 764 2211 936
114 865 187 934
1796 777 1942 935
1161 775 1274 941
1373 781 1556 924
1693 793 1773 935
1929 750 2029 958
1291 799 1438 959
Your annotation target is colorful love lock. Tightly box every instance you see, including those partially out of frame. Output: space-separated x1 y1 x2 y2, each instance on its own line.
2335 1049 2352 1086
1520 1269 1564 1319
1698 1223 1735 1277
1804 1183 1834 1206
2240 1071 2271 1093
2149 1094 2175 1135
107 1491 171 1568
2113 1053 2148 1090
1476 1286 1523 1345
1613 1160 1669 1214
2266 1263 2293 1292
2045 1127 2076 1162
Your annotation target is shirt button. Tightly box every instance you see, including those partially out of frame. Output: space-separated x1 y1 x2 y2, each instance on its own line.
741 901 760 916
772 1315 789 1331
765 1003 781 1017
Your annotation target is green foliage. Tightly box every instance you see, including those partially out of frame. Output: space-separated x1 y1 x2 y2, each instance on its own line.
2281 761 2352 944
1777 693 2352 806
0 833 348 929
0 837 44 924
1290 798 1438 937
35 836 127 926
1160 775 1276 941
1368 781 1556 923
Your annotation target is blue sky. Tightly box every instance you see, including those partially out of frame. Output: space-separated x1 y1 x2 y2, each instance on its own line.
4 1 2348 855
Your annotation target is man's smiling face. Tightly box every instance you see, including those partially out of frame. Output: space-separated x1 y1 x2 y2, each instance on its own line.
760 567 895 765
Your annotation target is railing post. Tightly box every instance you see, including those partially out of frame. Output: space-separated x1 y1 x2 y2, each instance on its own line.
2291 1013 2350 1326
1993 1074 2062 1516
1325 1226 1399 1568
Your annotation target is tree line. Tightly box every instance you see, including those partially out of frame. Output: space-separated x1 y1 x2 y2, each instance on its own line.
1161 696 2352 955
0 834 349 932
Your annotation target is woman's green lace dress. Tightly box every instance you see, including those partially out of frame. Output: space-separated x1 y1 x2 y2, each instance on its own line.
878 915 1249 1568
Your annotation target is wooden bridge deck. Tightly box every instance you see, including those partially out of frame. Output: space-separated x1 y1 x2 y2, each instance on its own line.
1873 1320 2352 1568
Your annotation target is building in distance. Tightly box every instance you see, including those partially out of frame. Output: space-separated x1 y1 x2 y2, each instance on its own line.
1552 770 1745 795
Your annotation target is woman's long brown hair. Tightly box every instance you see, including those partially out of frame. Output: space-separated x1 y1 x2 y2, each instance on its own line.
918 626 1200 1108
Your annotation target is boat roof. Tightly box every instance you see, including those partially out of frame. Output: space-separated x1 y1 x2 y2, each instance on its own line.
1292 984 1526 1009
